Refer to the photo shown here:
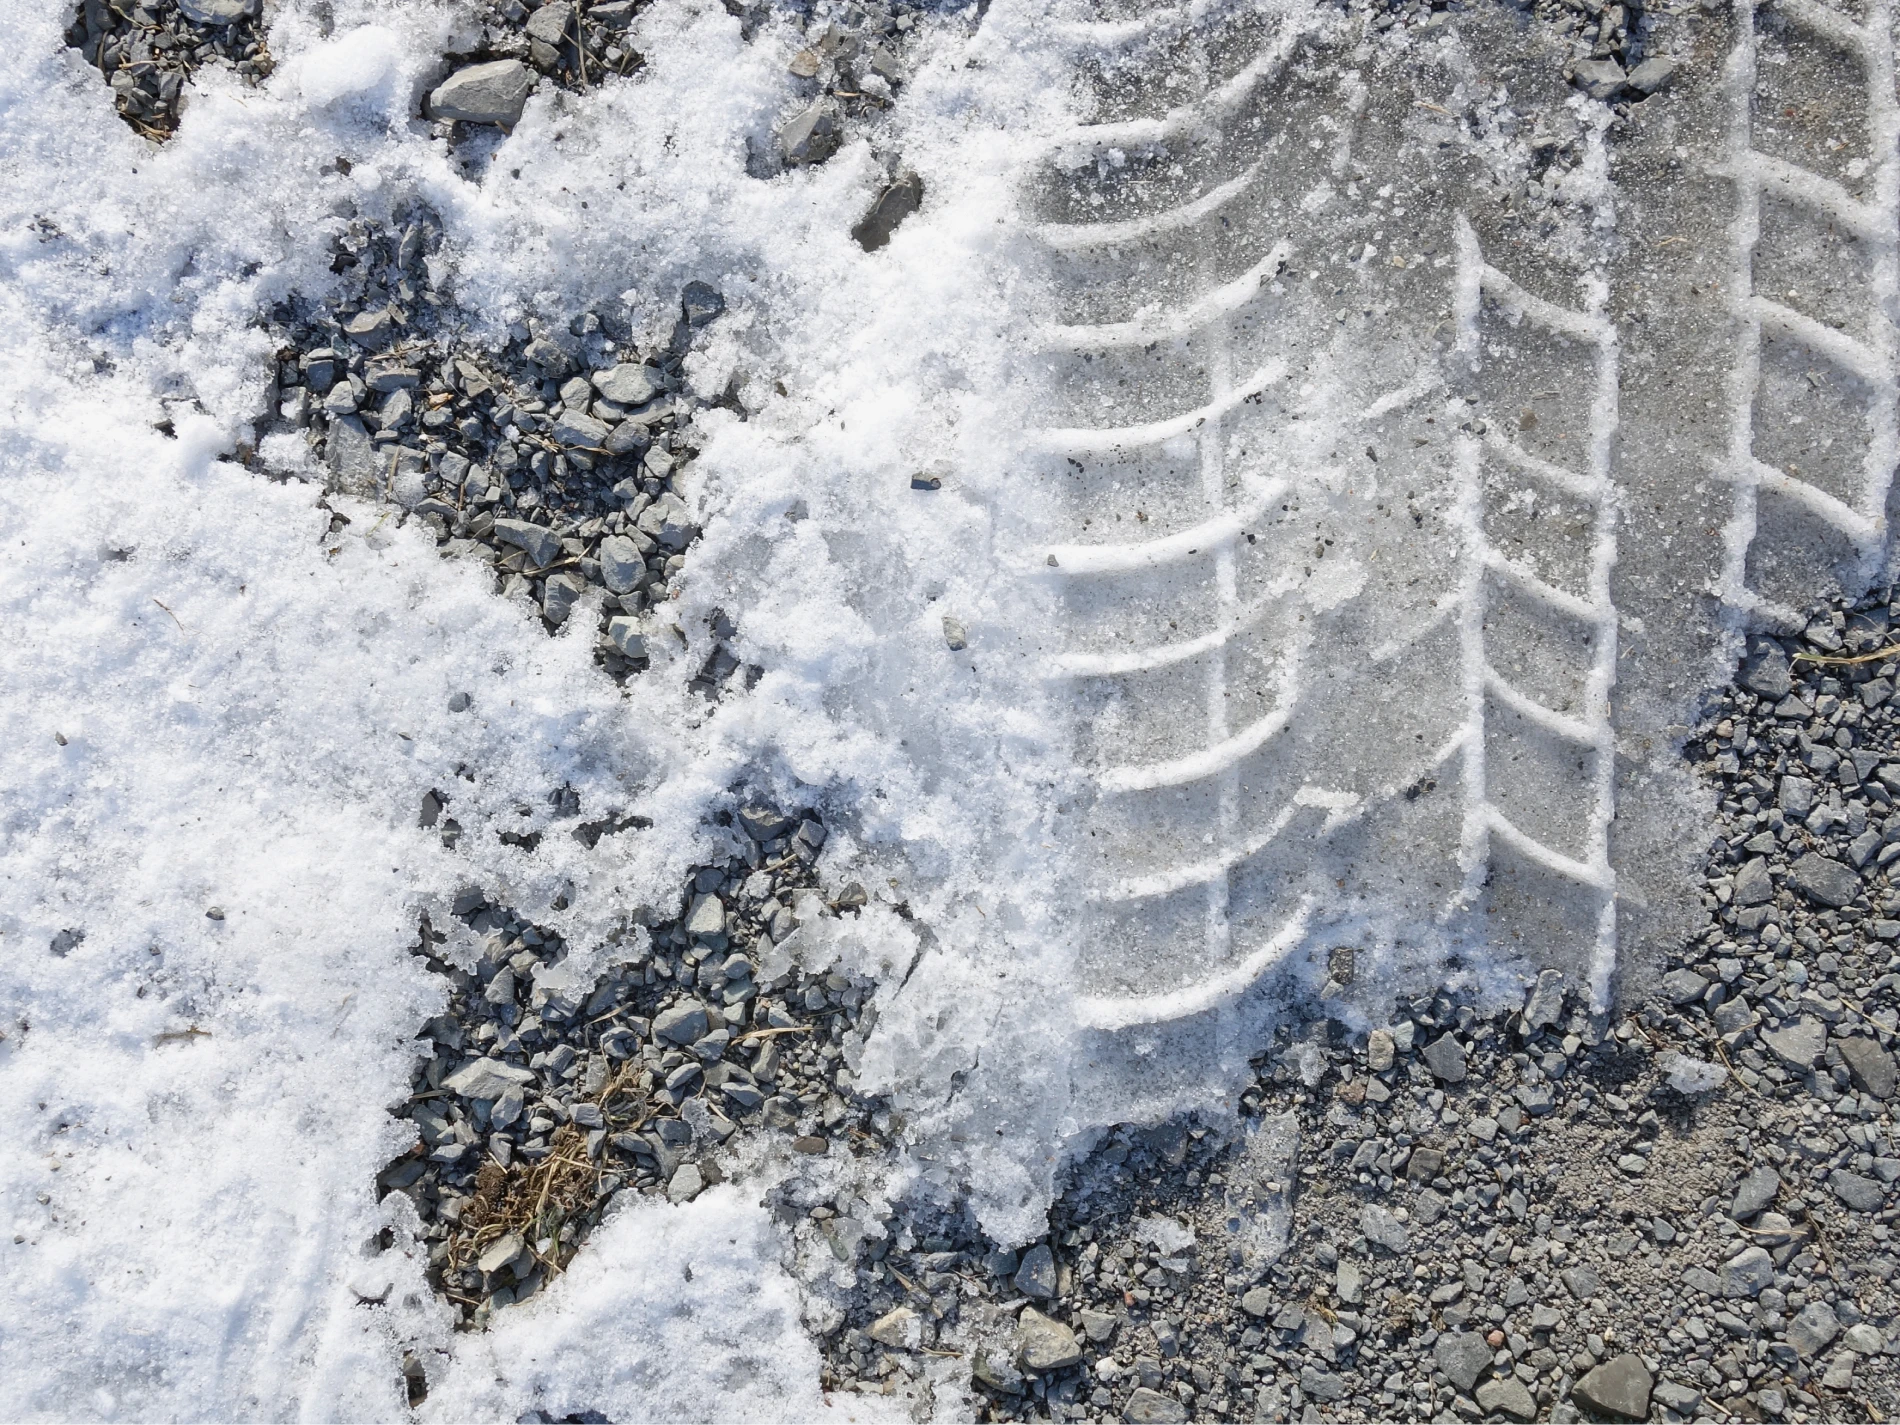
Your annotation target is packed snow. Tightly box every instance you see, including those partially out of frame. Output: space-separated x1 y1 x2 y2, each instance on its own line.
0 0 1787 1413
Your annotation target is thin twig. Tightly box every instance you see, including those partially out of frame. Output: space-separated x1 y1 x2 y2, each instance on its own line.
151 597 185 632
1793 642 1900 666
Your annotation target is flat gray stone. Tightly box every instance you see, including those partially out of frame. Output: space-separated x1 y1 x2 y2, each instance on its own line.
1838 1035 1898 1099
1661 968 1710 1004
492 518 562 568
442 1056 535 1100
1421 1032 1467 1082
1653 1380 1702 1414
552 408 610 449
1434 1330 1493 1393
1239 1287 1272 1318
779 99 840 165
1476 1376 1537 1421
1830 1169 1886 1212
428 59 533 126
1013 1242 1057 1299
1560 1264 1603 1300
1763 1015 1827 1069
605 615 646 661
1732 1166 1780 1219
1523 968 1566 1029
1122 1388 1187 1424
1733 856 1775 905
597 535 644 595
1789 851 1860 908
1742 644 1793 699
1722 1245 1775 1297
1843 1323 1885 1354
1778 775 1815 818
1360 1203 1410 1253
1573 1353 1652 1420
653 1001 710 1045
685 894 726 937
541 571 583 625
177 0 254 22
477 1230 526 1274
1015 1307 1082 1372
1571 57 1627 99
1626 54 1679 92
1787 1301 1840 1356
593 364 659 406
666 1162 703 1203
525 1 572 45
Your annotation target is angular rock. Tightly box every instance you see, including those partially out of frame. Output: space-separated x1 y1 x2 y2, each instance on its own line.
1838 1035 1898 1099
681 282 725 328
1661 968 1710 1004
605 616 646 661
1787 1301 1841 1357
1476 1377 1537 1422
552 408 610 449
1122 1388 1187 1424
1367 1028 1395 1071
428 59 534 126
1653 1380 1702 1415
492 518 562 568
1741 643 1793 699
598 535 644 595
1762 1015 1826 1069
1722 1245 1775 1297
1571 57 1628 99
685 894 726 938
1420 1033 1467 1082
1360 1203 1409 1253
1732 1165 1780 1219
852 170 925 252
779 100 840 165
1830 1169 1885 1212
1789 851 1859 908
1573 1353 1652 1420
525 0 573 45
1522 969 1566 1029
442 1056 536 1100
477 1230 526 1275
666 1162 703 1203
1240 1287 1273 1318
1016 1307 1082 1372
178 0 255 20
541 571 583 625
1732 851 1783 904
653 1001 710 1045
1626 55 1679 92
1434 1331 1493 1393
593 364 658 407
1013 1242 1057 1299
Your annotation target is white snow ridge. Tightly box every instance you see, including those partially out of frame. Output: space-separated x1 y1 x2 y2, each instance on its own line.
0 0 1870 1414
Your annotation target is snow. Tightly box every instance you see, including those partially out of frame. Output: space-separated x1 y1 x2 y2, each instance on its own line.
0 0 1758 1410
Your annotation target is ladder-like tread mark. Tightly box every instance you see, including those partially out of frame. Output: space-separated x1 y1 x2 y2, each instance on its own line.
1053 27 1301 154
1039 241 1292 350
1033 164 1263 251
1451 215 1622 995
1716 0 1900 626
1041 478 1287 572
1030 360 1287 455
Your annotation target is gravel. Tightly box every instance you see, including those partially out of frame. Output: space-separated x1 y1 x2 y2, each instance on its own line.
261 212 749 684
783 600 1900 1422
376 803 895 1330
65 0 271 139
